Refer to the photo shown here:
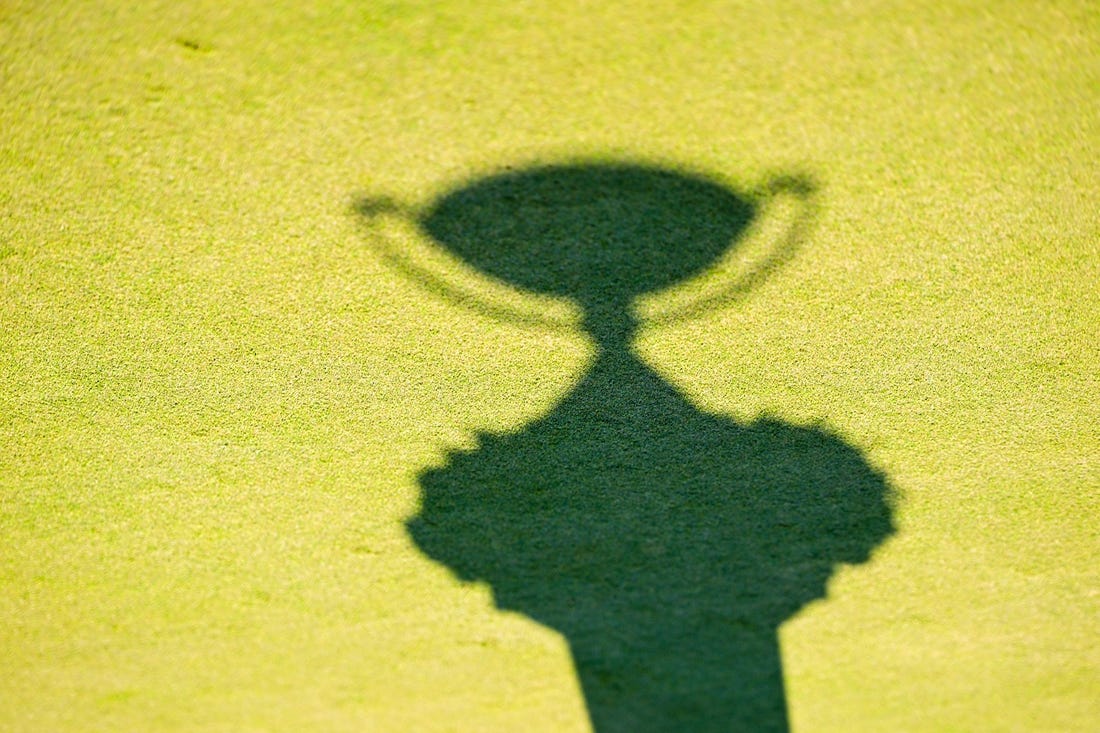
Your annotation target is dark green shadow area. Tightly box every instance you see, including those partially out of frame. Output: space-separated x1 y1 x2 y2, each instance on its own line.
360 162 896 732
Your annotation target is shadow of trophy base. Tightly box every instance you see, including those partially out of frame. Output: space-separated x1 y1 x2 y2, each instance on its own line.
410 343 892 733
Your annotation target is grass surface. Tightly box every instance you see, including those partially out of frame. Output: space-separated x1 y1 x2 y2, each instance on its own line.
2 1 1098 731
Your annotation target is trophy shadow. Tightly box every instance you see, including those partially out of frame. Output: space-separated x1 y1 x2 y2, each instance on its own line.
361 162 896 732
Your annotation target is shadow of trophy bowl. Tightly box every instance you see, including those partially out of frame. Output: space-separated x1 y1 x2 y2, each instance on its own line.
356 161 895 733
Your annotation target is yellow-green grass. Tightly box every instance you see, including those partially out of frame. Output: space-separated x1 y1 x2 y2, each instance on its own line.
2 1 1097 730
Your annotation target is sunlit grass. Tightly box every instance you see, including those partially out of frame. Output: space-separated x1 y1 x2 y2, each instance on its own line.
1 1 1097 730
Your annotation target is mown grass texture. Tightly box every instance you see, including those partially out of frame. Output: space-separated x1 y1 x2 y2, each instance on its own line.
1 1 1098 731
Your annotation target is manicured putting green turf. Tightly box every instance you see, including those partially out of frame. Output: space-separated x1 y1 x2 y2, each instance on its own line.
2 1 1097 731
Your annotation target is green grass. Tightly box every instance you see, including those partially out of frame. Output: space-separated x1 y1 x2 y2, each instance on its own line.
2 1 1098 731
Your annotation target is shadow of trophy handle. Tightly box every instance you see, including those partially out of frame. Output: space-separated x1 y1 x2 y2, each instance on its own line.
353 192 583 333
636 172 819 328
353 167 818 336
